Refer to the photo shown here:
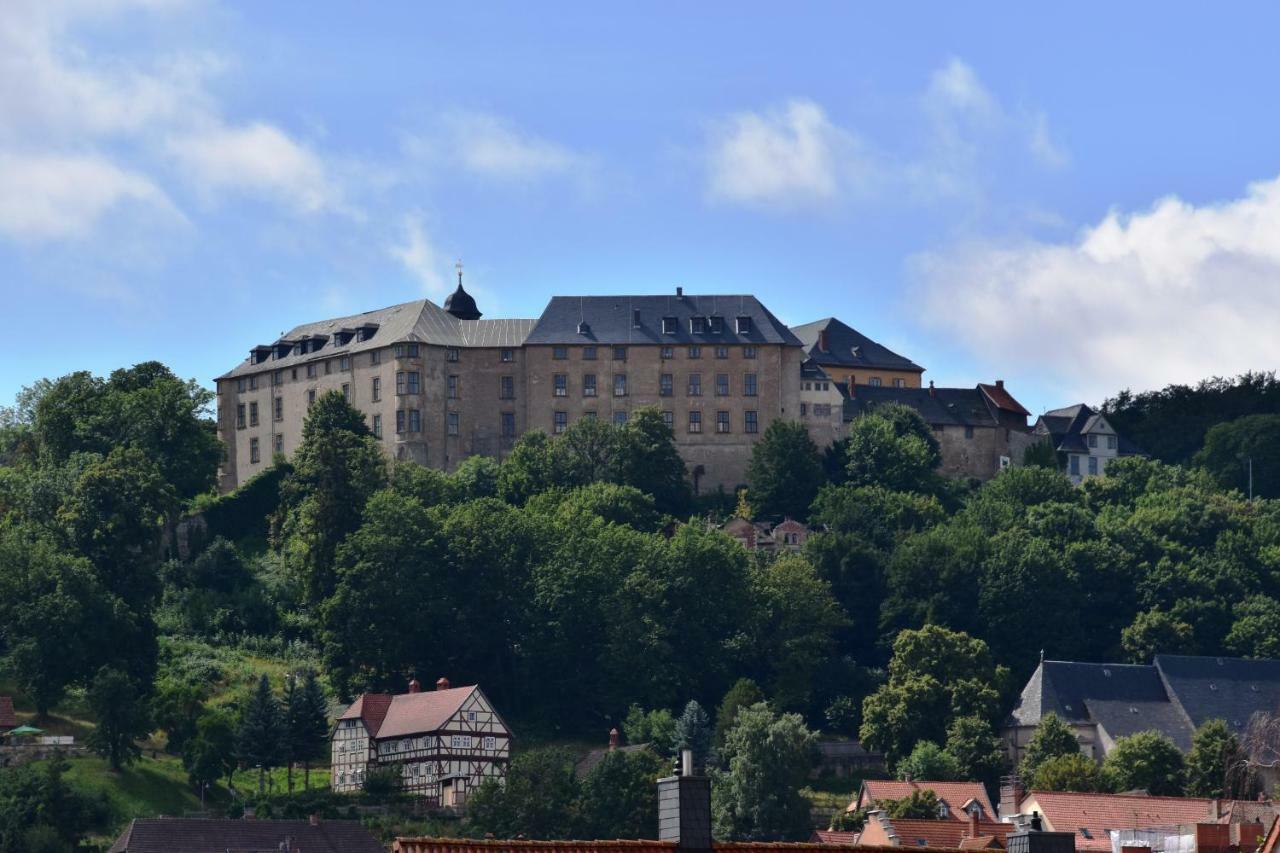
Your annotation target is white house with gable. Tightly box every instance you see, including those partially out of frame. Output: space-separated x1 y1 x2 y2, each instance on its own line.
1033 403 1140 484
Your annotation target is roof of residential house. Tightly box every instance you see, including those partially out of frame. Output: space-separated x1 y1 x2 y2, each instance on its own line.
854 781 996 820
977 383 1031 417
1019 791 1228 851
339 685 479 740
108 817 384 853
863 815 1012 849
1155 654 1280 733
1033 404 1141 455
393 840 973 853
843 385 1021 428
0 696 16 730
218 299 538 379
811 831 861 845
790 317 924 373
574 742 655 779
524 294 802 347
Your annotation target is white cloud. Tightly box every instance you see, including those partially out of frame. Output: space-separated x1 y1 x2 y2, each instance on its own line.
0 151 178 241
914 175 1280 402
441 112 581 181
168 122 340 213
389 213 447 295
706 99 866 206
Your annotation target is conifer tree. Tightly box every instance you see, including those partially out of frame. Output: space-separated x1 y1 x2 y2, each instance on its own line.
238 674 286 793
287 670 331 790
674 700 712 768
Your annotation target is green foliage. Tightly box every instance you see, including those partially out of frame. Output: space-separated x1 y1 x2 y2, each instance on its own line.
1028 753 1105 792
715 679 765 751
465 746 581 839
895 741 959 781
285 670 331 788
0 754 109 853
623 705 677 753
238 674 286 790
823 696 860 737
845 404 942 494
1185 719 1256 799
1122 608 1197 663
745 420 824 521
674 700 712 764
579 748 667 840
184 707 237 790
1022 438 1061 470
944 715 1006 785
1195 414 1280 498
1224 595 1280 658
1018 713 1081 782
195 463 290 543
1101 730 1186 796
159 537 276 638
86 665 150 770
711 702 818 840
152 674 209 755
883 788 940 819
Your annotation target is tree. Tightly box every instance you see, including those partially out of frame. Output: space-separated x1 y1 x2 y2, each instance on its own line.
611 408 692 516
466 747 581 839
0 753 106 852
745 421 824 521
86 666 150 770
184 708 238 793
1195 414 1280 498
1185 719 1255 799
1018 713 1081 782
237 675 286 793
623 706 677 753
944 715 1006 785
579 748 667 839
498 431 564 504
895 741 959 782
452 454 501 500
714 679 764 752
1101 731 1185 796
845 404 941 494
750 556 846 712
883 788 941 819
1029 753 1105 792
674 700 712 767
286 670 331 790
1224 596 1280 659
153 676 208 755
1121 608 1197 663
1022 438 1061 470
712 703 817 840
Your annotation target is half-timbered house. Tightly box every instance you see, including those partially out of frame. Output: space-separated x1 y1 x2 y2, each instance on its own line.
331 677 511 807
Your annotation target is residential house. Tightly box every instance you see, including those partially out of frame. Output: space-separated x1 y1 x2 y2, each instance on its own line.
811 831 861 844
108 816 384 853
799 361 848 446
574 728 657 780
332 676 510 806
1002 655 1280 766
791 317 926 390
857 811 1013 849
812 739 886 779
849 780 996 822
0 697 15 734
1032 404 1140 484
843 382 1035 481
719 517 813 553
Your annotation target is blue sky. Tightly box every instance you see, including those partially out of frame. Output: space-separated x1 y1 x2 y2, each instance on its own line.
4 2 1280 415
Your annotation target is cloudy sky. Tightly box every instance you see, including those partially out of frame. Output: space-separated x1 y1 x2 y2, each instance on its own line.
4 1 1280 414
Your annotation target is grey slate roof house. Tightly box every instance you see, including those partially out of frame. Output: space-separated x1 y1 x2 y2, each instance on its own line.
791 317 925 384
1002 654 1280 765
524 292 801 346
1033 403 1140 484
108 817 384 853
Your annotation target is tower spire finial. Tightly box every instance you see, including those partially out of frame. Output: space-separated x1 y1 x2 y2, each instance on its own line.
455 259 464 288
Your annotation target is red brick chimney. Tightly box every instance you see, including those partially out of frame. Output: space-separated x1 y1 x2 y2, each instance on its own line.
928 380 936 397
968 808 979 840
609 728 620 750
436 677 450 691
408 678 421 694
996 379 1005 389
818 330 829 352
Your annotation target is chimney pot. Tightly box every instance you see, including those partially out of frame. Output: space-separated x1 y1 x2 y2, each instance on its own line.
928 380 936 397
408 678 421 694
436 677 450 691
309 813 320 826
609 728 620 750
996 379 1005 388
676 286 684 298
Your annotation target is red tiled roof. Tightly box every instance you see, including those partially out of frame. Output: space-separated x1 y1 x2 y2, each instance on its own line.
338 686 477 740
1024 791 1220 851
394 841 972 853
855 781 995 820
876 819 1012 849
978 383 1031 417
0 697 16 730
811 831 859 845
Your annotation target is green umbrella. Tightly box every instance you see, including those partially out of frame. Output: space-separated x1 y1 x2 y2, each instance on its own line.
5 725 44 736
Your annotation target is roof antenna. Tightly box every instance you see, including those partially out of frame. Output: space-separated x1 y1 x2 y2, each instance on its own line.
455 259 464 288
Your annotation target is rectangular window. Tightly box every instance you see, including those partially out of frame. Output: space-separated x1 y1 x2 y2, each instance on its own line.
340 356 350 371
1108 435 1118 450
613 346 627 361
964 425 975 439
614 374 627 396
237 378 246 393
715 346 729 359
484 736 497 750
409 343 420 357
501 375 515 399
583 346 597 360
273 434 283 454
736 316 752 334
662 411 674 430
447 375 457 399
291 368 298 380
554 411 567 434
744 373 758 396
710 316 724 334
688 373 702 396
869 377 882 387
250 375 259 390
444 412 455 435
893 378 905 388
717 411 730 433
307 363 317 379
688 345 701 359
396 410 406 434
308 389 316 407
553 374 568 396
613 411 628 425
746 411 758 434
553 346 568 360
372 377 381 401
446 347 458 362
661 346 674 360
501 349 514 363
632 308 642 328
236 403 246 429
396 371 406 395
660 373 674 397
273 370 283 386
501 412 515 438
690 316 706 334
249 401 259 427
1088 434 1098 448
324 361 332 376
373 414 383 438
662 316 676 335
800 402 808 416
744 345 757 359
341 383 350 401
1070 455 1080 475
1088 456 1099 475
250 437 260 464
273 397 283 421
583 374 597 397
370 350 381 365
716 373 730 396
688 411 702 433
409 372 421 394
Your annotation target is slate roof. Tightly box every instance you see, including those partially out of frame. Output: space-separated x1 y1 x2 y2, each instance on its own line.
108 817 384 853
523 294 802 346
854 781 995 820
1155 654 1280 737
1022 791 1221 851
0 696 15 730
1006 661 1176 727
1033 404 1142 455
843 386 1000 428
791 317 924 373
218 299 537 379
339 685 480 740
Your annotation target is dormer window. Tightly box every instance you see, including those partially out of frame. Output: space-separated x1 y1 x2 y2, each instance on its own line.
662 316 677 335
690 316 707 334
937 802 950 819
736 316 752 335
357 324 379 342
632 309 642 329
578 321 591 336
709 316 724 334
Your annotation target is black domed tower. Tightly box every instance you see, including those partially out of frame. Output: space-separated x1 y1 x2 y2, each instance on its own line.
444 260 482 320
